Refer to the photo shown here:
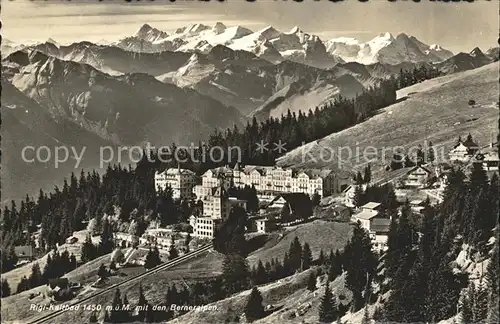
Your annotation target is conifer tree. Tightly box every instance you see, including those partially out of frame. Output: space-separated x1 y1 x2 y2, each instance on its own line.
168 237 179 260
318 249 325 265
109 288 124 323
89 311 98 323
301 242 313 270
1 279 11 298
319 279 338 323
253 260 267 285
307 272 317 291
363 164 372 184
222 253 250 294
244 287 264 322
361 306 370 324
343 222 376 311
426 141 436 163
288 237 302 272
486 241 499 323
99 218 115 255
97 263 108 279
28 263 43 288
353 185 364 208
81 234 96 263
137 284 148 321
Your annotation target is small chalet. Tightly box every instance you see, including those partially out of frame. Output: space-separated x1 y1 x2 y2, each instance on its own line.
263 193 313 221
449 134 480 163
14 245 35 262
353 202 382 231
255 218 277 234
352 202 390 252
403 165 433 188
474 143 499 171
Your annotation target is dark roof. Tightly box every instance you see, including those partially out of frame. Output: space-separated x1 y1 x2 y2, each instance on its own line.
407 165 432 175
14 245 34 258
266 193 311 212
48 278 69 289
371 218 391 233
463 137 479 149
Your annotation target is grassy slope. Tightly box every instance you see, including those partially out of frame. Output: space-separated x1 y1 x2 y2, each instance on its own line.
1 221 351 323
5 251 225 324
248 220 352 267
1 230 101 294
171 269 353 324
277 62 499 174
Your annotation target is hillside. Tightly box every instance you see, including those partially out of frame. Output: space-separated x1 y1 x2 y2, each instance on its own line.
248 220 352 267
1 80 120 202
276 62 499 173
5 50 244 146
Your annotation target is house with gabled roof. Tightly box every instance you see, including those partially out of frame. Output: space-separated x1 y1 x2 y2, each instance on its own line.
449 134 480 163
352 202 390 252
403 165 433 188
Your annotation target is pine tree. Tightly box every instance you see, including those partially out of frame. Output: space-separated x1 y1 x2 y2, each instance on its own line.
288 237 302 272
121 294 131 321
426 141 436 163
363 164 372 184
89 311 98 323
137 284 148 321
318 249 326 265
81 234 96 263
97 263 108 279
99 218 115 255
16 276 29 293
28 263 43 288
312 193 321 207
301 242 313 270
307 272 316 291
353 185 364 208
343 222 377 311
474 280 488 323
1 279 11 298
222 253 250 294
486 241 499 323
168 238 179 260
319 279 338 323
253 260 267 285
361 306 370 324
109 288 124 323
244 287 264 322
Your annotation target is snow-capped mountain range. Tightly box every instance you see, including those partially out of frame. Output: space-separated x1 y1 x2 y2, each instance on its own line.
115 23 454 66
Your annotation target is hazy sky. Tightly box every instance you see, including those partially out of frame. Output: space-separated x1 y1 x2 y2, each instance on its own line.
2 0 498 53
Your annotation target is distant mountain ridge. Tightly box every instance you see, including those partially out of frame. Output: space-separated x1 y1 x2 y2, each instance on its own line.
326 32 454 65
112 23 455 67
3 49 244 146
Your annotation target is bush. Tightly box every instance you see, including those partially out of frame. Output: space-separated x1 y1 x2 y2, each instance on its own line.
468 99 476 106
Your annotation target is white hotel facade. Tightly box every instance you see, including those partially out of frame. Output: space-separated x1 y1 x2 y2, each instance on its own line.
154 167 197 200
194 164 350 201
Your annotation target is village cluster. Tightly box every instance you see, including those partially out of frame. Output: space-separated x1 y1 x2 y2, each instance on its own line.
12 135 498 268
144 135 498 253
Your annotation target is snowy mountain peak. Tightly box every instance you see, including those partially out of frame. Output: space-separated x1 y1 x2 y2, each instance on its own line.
288 26 303 35
258 26 282 40
326 31 453 65
136 23 169 42
470 47 484 57
212 22 227 34
47 38 60 47
377 32 394 40
429 44 443 51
